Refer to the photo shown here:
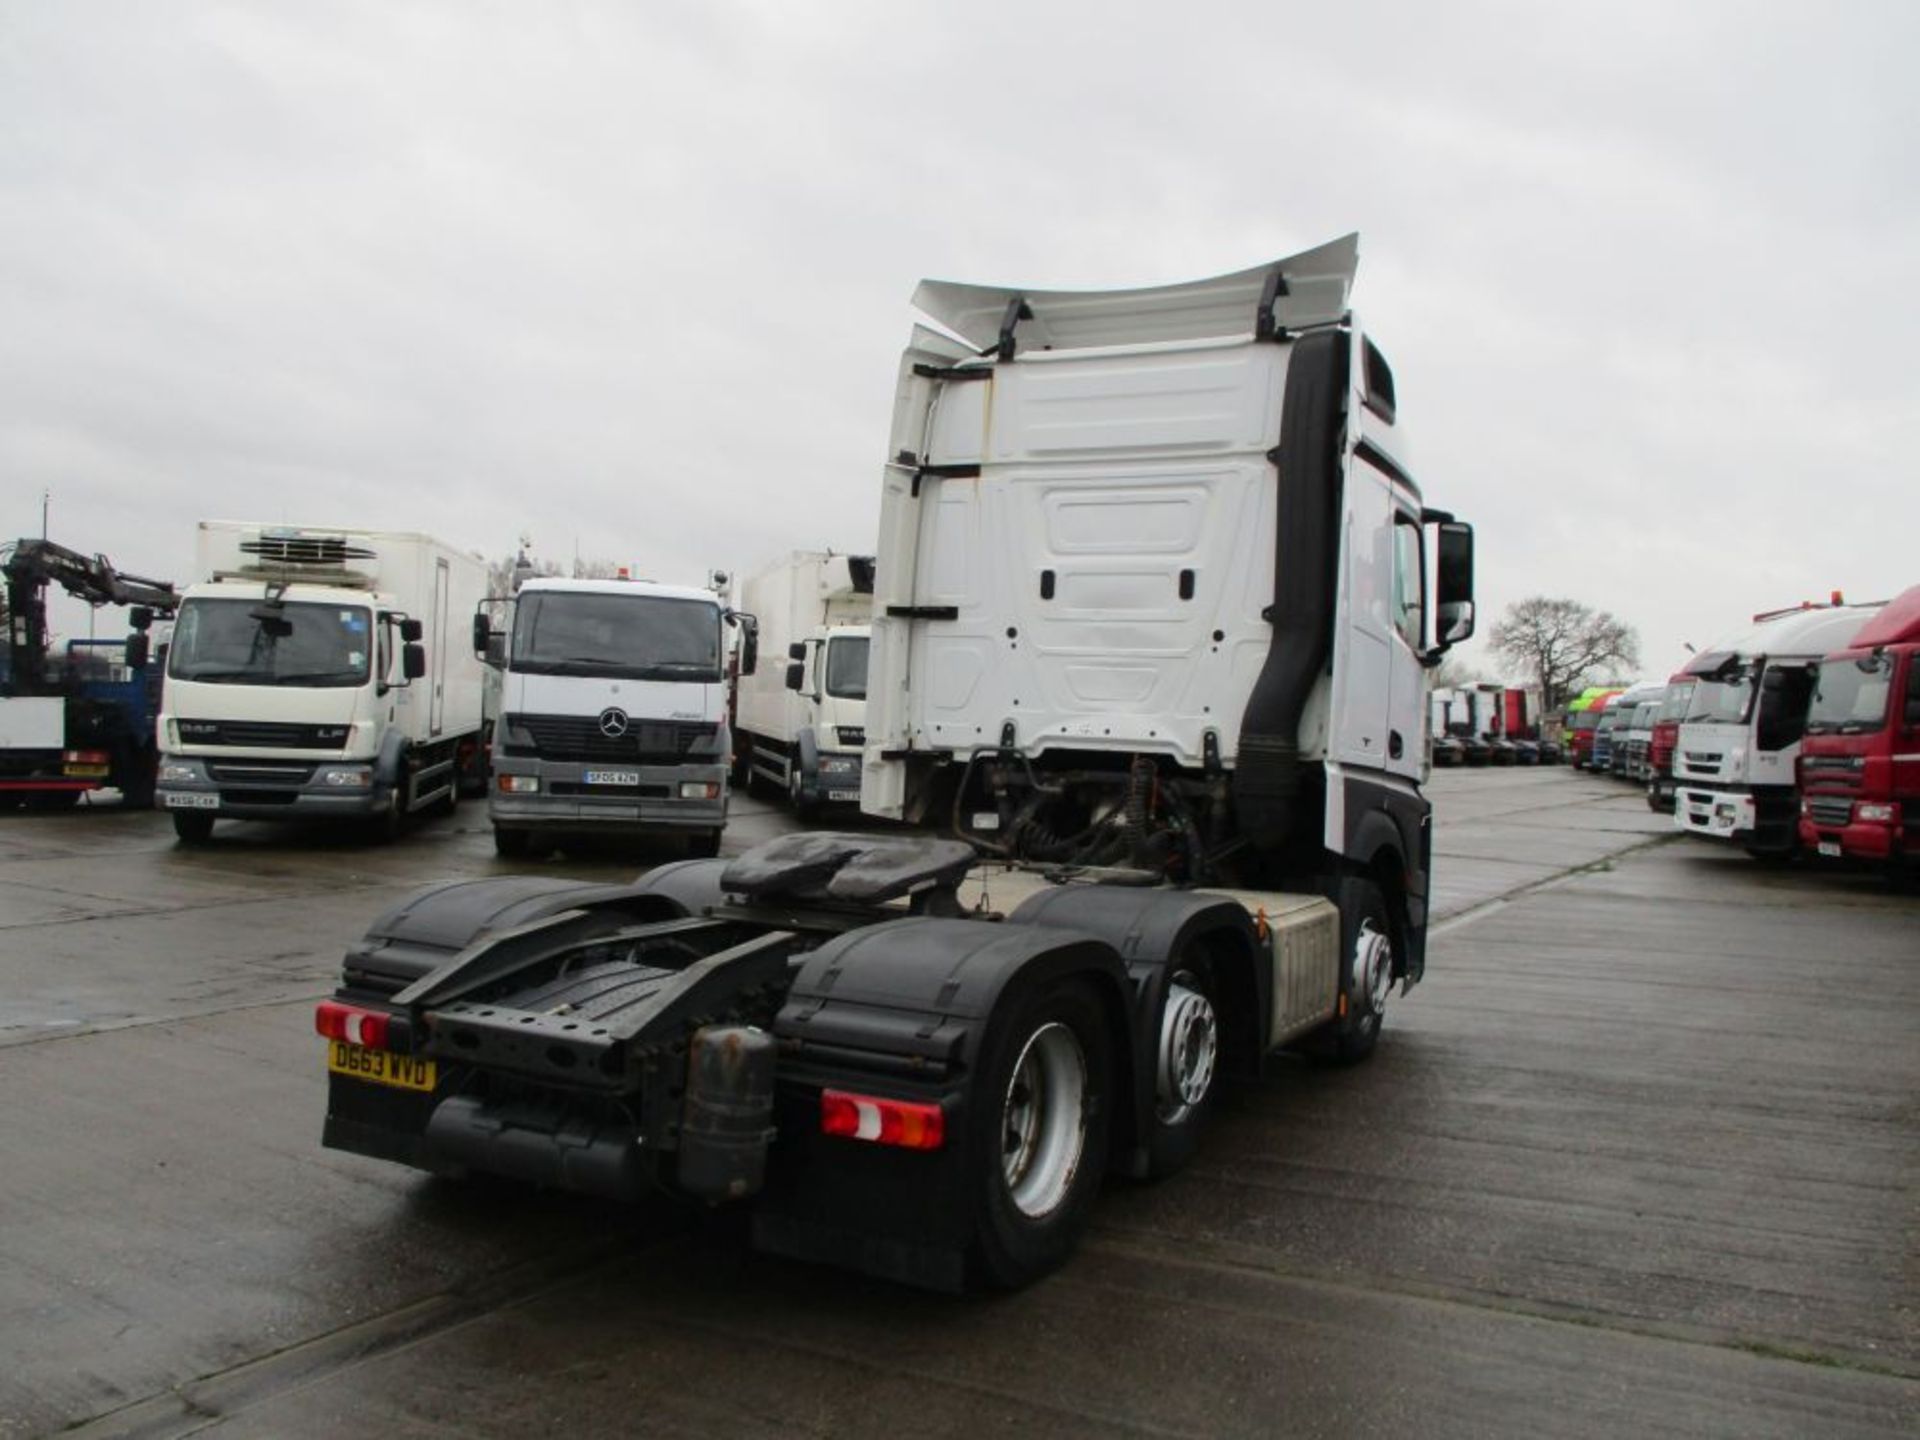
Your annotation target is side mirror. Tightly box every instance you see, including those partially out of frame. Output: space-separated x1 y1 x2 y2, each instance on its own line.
129 606 154 633
471 613 491 657
125 634 150 669
738 614 759 676
785 661 805 692
485 634 505 668
1426 520 1475 659
403 643 426 681
787 642 807 662
399 618 424 644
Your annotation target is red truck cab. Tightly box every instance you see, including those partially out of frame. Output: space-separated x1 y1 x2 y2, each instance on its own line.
1797 585 1920 872
1645 671 1695 813
1566 689 1622 770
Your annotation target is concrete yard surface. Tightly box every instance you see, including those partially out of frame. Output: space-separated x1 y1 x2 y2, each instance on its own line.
0 769 1914 1438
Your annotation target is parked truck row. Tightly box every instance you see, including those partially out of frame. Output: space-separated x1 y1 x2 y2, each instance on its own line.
1562 591 1917 880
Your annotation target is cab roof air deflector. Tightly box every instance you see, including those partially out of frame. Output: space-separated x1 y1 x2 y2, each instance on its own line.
911 233 1358 356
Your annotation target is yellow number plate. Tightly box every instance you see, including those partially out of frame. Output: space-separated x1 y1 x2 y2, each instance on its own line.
327 1040 437 1092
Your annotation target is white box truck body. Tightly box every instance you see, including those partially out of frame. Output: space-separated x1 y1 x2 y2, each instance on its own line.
156 522 489 841
736 552 874 815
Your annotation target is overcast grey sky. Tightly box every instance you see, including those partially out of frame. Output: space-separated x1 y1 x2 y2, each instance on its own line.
4 1 1915 680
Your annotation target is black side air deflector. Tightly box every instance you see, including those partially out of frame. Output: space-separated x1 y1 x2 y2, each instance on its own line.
1233 328 1349 855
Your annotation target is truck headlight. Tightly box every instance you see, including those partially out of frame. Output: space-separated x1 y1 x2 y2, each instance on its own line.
817 755 858 776
318 766 373 788
159 761 200 785
499 774 540 794
680 781 720 799
1857 802 1896 824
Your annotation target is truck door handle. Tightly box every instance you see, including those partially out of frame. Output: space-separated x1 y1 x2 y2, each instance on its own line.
1389 730 1404 759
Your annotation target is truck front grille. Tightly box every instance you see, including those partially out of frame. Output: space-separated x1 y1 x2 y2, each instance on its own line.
1678 751 1725 779
1807 796 1854 828
504 714 716 765
178 720 350 748
1801 755 1864 784
206 762 318 784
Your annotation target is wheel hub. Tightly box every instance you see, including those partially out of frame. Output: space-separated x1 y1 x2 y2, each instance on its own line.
1000 1021 1088 1219
1352 920 1393 1019
1155 974 1217 1125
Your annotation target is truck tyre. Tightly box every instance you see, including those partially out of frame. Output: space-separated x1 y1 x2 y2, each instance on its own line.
123 751 157 809
173 812 215 844
1144 958 1220 1179
1307 876 1395 1065
493 826 530 858
788 767 820 823
967 978 1112 1290
686 830 722 859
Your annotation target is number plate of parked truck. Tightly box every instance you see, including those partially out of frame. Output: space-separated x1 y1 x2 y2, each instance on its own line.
318 235 1479 1290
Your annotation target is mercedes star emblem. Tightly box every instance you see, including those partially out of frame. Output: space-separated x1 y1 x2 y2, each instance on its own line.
597 707 629 738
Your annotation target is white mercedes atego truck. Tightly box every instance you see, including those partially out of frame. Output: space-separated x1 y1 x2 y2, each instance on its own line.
475 575 753 858
735 551 874 817
157 522 488 843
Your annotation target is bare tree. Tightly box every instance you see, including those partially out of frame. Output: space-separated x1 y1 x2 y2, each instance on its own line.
1489 597 1640 711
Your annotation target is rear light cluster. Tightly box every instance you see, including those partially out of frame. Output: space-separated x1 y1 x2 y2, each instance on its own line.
315 1000 391 1049
62 750 110 765
819 1089 945 1150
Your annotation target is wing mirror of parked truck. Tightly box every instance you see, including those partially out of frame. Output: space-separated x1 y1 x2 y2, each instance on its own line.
1424 518 1476 662
402 643 427 681
125 633 150 669
129 606 153 632
785 661 805 693
726 611 759 676
399 618 424 643
472 612 490 656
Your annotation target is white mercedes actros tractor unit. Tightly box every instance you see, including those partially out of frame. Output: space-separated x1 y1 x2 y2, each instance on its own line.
316 237 1475 1294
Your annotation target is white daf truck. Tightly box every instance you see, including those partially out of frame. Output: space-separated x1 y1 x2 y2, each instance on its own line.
1673 599 1882 856
735 551 874 817
475 575 752 858
314 237 1481 1296
156 523 489 843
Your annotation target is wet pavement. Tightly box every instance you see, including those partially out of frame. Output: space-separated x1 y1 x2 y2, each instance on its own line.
1 770 1914 1437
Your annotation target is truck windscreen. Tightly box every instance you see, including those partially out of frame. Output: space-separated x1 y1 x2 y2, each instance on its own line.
167 599 372 688
1805 655 1892 734
1685 674 1755 725
824 637 869 700
511 592 721 681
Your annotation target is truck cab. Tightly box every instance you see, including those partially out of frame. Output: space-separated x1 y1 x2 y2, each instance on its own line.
735 552 874 816
1673 601 1881 856
1797 585 1920 873
1645 672 1695 812
479 576 746 857
862 235 1474 977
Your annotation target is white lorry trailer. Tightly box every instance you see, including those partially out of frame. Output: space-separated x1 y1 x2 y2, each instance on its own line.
1673 599 1881 856
156 523 489 842
476 575 749 858
315 237 1475 1293
735 551 874 816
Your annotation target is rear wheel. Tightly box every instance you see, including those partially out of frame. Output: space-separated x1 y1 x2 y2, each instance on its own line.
172 811 215 844
493 826 530 858
967 979 1111 1290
